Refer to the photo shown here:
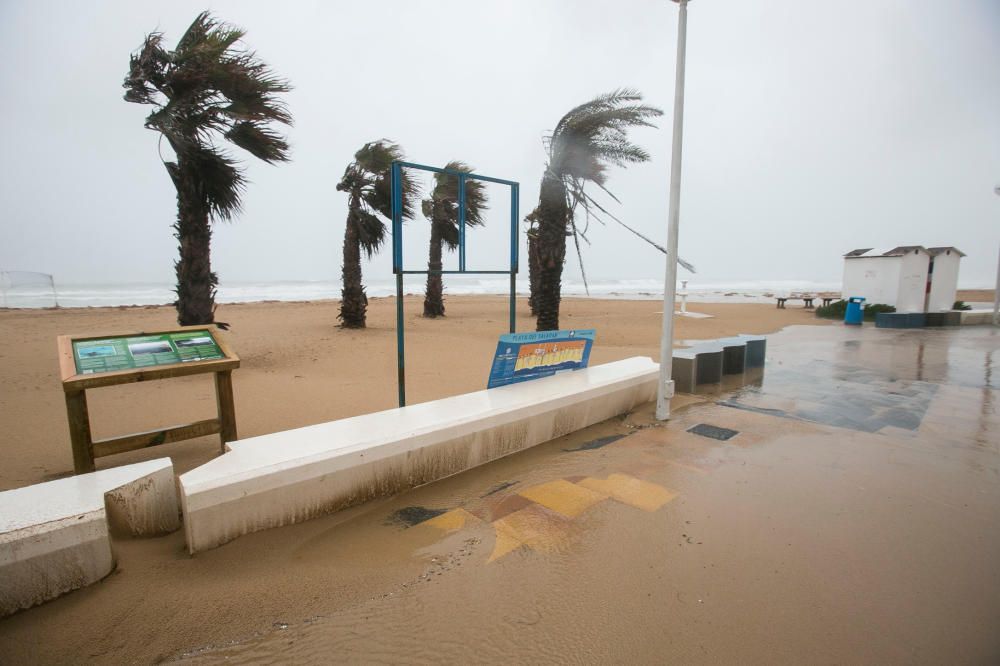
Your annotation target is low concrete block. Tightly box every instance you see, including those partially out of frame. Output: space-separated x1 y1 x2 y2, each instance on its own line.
671 350 698 394
180 357 659 554
960 310 995 326
717 338 748 375
738 335 767 369
0 458 179 617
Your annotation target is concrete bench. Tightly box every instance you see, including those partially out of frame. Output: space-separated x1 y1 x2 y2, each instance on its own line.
1 459 179 617
179 357 659 554
671 334 767 394
716 337 749 375
671 342 723 393
738 334 767 369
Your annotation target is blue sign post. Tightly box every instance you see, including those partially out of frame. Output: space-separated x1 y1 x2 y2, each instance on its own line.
487 329 595 389
391 161 520 407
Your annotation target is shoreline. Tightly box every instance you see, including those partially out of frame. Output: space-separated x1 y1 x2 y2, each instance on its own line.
1 288 993 312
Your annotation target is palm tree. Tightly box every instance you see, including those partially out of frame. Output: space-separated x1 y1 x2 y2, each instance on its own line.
524 207 542 316
336 141 418 328
533 89 662 331
421 162 488 317
124 12 292 327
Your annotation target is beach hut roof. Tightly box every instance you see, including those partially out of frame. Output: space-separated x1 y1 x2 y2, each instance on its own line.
844 246 929 258
926 246 966 257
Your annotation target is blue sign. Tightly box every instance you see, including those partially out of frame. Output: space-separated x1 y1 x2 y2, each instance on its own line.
487 329 595 389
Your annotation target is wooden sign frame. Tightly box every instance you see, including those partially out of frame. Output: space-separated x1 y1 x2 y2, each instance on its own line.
57 327 240 474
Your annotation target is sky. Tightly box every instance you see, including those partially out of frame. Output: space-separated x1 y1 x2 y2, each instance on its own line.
1 0 998 289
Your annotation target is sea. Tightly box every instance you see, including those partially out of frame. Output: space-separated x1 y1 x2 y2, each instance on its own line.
0 274 846 309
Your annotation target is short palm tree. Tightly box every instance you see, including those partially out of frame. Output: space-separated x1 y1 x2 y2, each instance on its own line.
421 162 488 317
336 141 418 328
124 12 292 327
533 89 662 331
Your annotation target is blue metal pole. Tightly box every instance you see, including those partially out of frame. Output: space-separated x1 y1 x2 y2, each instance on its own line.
396 272 405 407
392 161 406 407
509 183 519 333
391 162 403 272
458 173 467 272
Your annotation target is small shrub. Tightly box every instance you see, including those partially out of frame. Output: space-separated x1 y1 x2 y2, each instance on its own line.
864 303 895 320
953 300 972 311
815 299 847 319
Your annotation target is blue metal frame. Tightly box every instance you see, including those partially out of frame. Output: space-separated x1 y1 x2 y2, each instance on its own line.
391 161 520 407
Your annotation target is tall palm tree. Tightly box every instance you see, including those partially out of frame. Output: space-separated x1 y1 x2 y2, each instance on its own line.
421 162 488 317
533 89 662 331
524 207 542 316
124 12 292 327
336 141 418 328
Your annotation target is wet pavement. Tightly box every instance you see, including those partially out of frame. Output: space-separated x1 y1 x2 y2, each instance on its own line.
176 324 1000 663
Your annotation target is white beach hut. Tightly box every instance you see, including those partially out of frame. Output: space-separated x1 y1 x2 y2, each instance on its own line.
925 247 965 312
842 246 931 313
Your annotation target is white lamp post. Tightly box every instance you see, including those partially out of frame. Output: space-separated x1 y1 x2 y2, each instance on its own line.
994 185 1000 326
656 0 691 420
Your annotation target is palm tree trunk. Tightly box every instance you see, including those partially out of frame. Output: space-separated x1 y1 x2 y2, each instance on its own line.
423 220 445 317
339 192 367 328
173 161 217 326
535 174 569 331
527 231 540 316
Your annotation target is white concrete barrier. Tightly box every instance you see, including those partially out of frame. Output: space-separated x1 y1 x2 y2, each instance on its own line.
180 357 659 554
960 310 995 326
0 459 179 617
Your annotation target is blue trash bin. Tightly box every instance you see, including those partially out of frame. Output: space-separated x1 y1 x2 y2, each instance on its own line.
845 296 865 325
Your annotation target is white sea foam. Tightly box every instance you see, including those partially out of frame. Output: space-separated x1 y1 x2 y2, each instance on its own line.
1 276 858 309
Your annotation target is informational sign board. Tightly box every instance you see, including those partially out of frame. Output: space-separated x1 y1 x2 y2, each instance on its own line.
487 329 595 389
72 329 224 375
58 327 240 474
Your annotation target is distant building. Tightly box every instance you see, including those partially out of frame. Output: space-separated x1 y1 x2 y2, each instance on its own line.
842 246 964 313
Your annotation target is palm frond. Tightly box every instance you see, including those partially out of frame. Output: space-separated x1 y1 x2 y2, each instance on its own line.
188 145 246 220
354 209 388 258
420 161 490 247
225 121 289 163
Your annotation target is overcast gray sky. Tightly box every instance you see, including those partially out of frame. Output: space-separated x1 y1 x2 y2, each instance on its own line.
1 0 998 288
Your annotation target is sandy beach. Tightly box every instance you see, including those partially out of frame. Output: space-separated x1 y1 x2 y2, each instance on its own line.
0 295 826 490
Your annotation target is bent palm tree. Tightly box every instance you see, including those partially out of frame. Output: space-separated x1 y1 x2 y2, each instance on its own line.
524 207 542 316
124 12 292 326
421 162 488 317
533 89 662 331
336 141 418 328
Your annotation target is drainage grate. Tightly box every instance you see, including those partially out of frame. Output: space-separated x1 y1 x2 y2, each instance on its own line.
386 506 446 527
563 433 629 452
687 423 739 441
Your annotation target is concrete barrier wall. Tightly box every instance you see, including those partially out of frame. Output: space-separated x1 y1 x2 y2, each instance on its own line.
960 310 996 326
0 459 178 617
180 357 659 554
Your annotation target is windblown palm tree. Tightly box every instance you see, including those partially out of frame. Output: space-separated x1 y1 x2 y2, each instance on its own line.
124 12 292 327
336 141 418 328
524 207 542 316
421 162 488 317
533 89 663 331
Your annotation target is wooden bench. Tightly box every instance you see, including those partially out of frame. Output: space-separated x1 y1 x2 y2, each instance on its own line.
1 459 179 616
776 294 816 309
179 358 659 554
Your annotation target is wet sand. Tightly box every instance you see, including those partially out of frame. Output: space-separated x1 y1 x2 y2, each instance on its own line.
3 301 999 663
